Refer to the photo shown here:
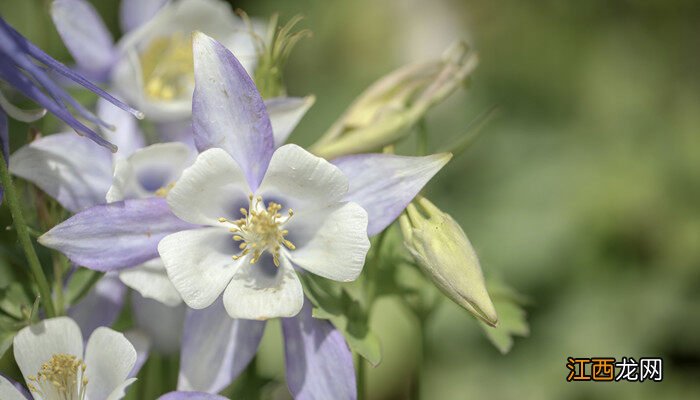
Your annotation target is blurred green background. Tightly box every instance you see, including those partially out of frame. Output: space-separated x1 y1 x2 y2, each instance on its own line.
2 0 700 398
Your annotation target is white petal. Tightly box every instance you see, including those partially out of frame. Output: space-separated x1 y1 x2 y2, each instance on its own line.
289 202 369 282
14 317 83 380
106 378 137 400
223 255 304 319
13 317 84 384
131 292 186 354
10 132 113 212
119 258 182 306
112 0 255 122
0 375 29 400
266 96 315 146
166 148 250 226
84 327 137 400
159 227 242 309
107 142 193 202
257 144 348 212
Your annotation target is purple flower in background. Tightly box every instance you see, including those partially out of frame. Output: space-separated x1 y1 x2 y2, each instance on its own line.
0 16 142 152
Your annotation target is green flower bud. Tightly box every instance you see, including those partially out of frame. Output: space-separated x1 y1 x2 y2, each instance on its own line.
400 197 498 327
310 41 477 159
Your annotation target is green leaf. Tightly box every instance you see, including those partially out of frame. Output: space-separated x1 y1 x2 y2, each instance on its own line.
0 329 13 359
479 279 529 354
64 268 103 306
0 283 32 320
301 274 382 366
0 314 22 359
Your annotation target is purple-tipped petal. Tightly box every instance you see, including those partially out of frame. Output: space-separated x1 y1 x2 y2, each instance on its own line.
120 0 168 33
192 32 274 190
68 274 127 338
178 299 266 393
10 132 113 212
39 198 197 271
282 301 356 400
333 153 451 236
158 392 228 400
51 0 116 79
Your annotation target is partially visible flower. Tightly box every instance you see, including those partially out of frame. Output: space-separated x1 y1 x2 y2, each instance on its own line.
309 41 477 159
10 105 187 363
111 0 260 121
178 300 356 399
0 16 142 152
400 196 498 326
0 317 136 400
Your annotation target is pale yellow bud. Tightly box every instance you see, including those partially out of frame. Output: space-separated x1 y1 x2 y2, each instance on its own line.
400 197 498 327
310 41 478 159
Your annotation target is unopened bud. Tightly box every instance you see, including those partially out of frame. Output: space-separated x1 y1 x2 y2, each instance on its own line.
400 197 497 327
310 41 478 159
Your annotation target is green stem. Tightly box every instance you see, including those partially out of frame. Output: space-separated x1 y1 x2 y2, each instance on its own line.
357 353 366 400
410 315 428 400
0 152 56 317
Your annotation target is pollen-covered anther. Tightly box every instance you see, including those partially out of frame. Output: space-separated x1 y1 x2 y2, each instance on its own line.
219 195 295 267
27 353 88 400
140 32 194 101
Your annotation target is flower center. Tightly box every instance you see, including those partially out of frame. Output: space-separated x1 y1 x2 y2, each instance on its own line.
219 195 296 266
139 32 194 101
27 353 88 400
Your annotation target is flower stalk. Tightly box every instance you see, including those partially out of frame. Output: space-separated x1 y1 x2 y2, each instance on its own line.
0 150 56 317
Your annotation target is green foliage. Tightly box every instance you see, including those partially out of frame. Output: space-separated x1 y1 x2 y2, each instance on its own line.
64 268 103 307
479 278 529 355
301 273 382 366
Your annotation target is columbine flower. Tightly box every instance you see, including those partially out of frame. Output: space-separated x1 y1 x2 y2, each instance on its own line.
37 32 452 398
0 16 142 152
0 317 136 400
52 0 260 122
171 33 453 400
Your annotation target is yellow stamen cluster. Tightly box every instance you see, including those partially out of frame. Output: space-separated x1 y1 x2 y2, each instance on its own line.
140 32 194 100
219 195 296 266
155 182 176 197
27 353 88 400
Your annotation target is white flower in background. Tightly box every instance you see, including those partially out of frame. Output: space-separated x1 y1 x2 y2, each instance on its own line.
0 317 136 400
111 0 260 121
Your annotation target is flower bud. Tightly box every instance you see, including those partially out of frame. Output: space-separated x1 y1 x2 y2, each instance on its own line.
400 197 498 326
310 41 477 159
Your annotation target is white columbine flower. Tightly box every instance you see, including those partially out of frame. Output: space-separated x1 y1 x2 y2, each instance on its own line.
110 0 260 121
155 32 372 320
159 143 371 319
0 317 136 400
